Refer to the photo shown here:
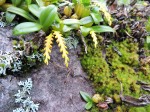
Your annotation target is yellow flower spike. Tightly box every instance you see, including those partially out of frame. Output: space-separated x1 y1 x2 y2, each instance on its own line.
104 11 112 26
43 33 54 65
53 31 69 67
93 2 112 26
90 31 98 48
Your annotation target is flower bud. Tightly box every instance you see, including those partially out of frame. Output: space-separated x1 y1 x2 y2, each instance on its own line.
64 6 72 17
92 94 102 103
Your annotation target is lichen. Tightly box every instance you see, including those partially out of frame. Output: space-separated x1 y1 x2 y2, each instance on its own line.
81 39 150 111
13 78 39 112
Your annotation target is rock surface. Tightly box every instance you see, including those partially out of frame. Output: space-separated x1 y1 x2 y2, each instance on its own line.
0 27 94 112
0 27 13 53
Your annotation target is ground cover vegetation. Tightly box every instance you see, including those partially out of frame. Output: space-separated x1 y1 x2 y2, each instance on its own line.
0 0 150 112
81 0 150 111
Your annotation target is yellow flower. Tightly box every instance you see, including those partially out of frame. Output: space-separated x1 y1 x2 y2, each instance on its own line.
43 33 53 65
90 31 98 48
53 31 69 67
93 2 112 26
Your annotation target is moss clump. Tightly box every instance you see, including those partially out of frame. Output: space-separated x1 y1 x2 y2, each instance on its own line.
113 94 121 104
81 39 150 111
129 105 150 112
90 105 100 112
81 44 110 84
115 106 123 112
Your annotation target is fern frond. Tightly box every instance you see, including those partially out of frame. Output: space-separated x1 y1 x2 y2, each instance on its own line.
53 31 69 67
90 31 98 48
43 33 53 65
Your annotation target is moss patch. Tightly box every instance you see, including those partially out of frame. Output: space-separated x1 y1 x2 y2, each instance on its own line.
81 39 150 111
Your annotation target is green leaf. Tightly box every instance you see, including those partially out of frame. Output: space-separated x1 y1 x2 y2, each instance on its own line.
74 0 89 4
70 24 80 30
36 0 44 7
79 16 93 25
5 12 16 23
146 17 150 32
63 25 73 32
55 14 61 23
92 25 115 33
40 5 57 31
50 0 59 3
11 0 22 6
85 102 93 110
25 0 32 5
58 2 69 7
147 36 150 50
91 6 100 13
80 91 92 102
52 23 61 31
118 0 130 6
72 0 78 4
90 12 103 24
80 26 92 37
63 19 80 25
13 22 42 35
80 0 91 6
147 36 150 44
7 6 36 22
52 21 64 32
81 8 90 18
28 4 41 18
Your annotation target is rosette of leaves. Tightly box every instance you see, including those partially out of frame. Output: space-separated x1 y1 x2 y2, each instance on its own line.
0 0 33 23
6 0 114 67
1 0 61 22
80 91 94 110
6 1 70 67
62 0 115 48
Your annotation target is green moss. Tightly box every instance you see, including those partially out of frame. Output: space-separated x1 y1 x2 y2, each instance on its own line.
81 39 150 112
129 105 150 112
12 40 17 45
113 94 121 104
115 106 123 112
90 105 99 112
108 40 139 67
81 44 110 84
138 43 150 82
126 25 132 34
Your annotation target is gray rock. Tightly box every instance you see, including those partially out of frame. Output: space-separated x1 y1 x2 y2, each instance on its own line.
0 27 94 112
0 27 13 53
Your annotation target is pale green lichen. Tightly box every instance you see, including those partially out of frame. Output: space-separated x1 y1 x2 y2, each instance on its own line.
13 78 39 112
